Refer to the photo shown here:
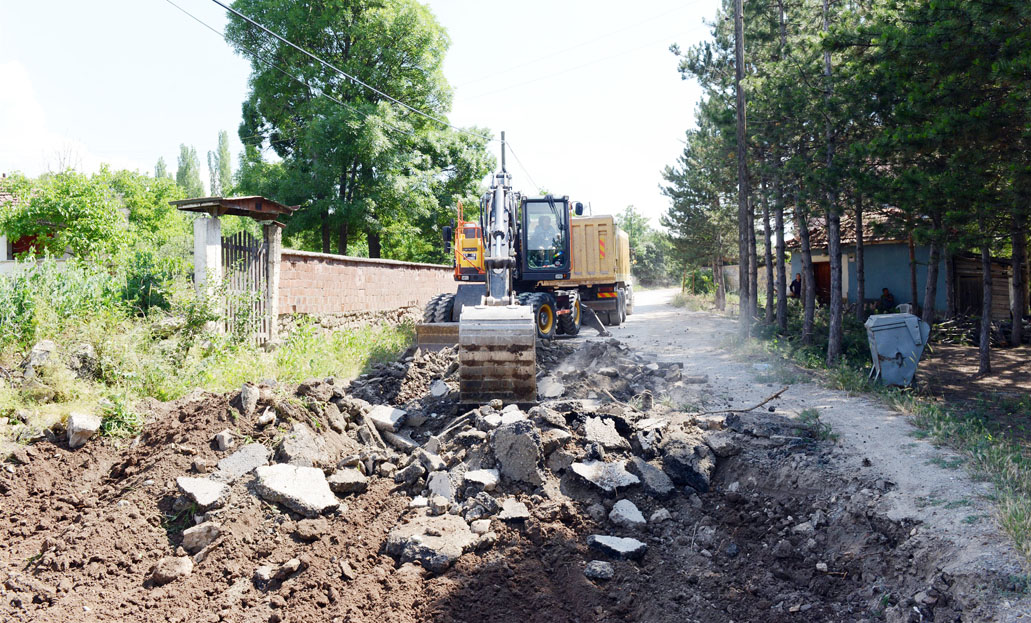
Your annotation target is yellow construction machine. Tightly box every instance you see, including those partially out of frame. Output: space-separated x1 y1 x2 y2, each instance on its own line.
418 133 633 404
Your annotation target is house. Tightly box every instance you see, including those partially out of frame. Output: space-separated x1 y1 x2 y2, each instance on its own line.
788 214 1014 321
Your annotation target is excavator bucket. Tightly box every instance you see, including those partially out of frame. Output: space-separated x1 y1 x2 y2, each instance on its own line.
458 304 537 405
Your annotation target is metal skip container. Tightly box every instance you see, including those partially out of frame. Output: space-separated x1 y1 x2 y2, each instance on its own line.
864 313 932 386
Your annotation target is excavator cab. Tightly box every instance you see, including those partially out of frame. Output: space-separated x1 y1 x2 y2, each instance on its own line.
518 196 572 282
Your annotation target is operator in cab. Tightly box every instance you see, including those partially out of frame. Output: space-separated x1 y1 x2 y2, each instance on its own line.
528 214 562 269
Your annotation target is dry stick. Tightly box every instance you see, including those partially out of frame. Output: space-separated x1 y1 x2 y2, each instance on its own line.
696 386 789 416
601 388 634 410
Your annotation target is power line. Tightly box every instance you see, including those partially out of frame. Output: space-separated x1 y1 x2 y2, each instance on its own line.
209 0 492 143
163 0 414 139
504 141 541 194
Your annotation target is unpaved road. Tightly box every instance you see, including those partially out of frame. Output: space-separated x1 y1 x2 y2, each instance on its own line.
595 287 1031 620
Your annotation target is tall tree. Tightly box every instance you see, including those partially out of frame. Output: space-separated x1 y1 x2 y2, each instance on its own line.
176 144 204 198
154 157 170 180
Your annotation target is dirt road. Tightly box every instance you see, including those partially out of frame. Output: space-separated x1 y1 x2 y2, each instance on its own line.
597 287 1031 620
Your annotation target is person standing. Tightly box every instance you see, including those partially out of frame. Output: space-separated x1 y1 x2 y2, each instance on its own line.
789 273 802 299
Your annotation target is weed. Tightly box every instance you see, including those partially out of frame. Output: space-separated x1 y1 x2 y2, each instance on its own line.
928 456 965 470
99 394 144 438
962 514 983 525
796 407 839 442
162 502 197 540
944 498 973 509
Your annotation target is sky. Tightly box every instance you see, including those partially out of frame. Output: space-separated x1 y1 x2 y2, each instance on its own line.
0 0 719 227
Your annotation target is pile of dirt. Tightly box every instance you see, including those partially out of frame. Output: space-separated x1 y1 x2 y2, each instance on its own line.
0 337 1017 622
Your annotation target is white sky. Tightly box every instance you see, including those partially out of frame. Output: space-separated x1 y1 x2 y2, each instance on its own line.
0 0 717 227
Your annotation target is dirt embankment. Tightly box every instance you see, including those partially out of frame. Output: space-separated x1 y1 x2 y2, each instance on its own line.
0 309 1026 623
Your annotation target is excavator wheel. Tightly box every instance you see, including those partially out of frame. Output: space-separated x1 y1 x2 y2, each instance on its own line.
518 293 557 339
557 296 582 336
423 293 456 323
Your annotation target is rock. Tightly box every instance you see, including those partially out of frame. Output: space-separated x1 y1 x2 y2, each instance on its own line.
297 379 334 402
256 409 276 428
239 384 260 416
176 477 230 511
660 431 716 493
584 560 615 581
385 514 478 574
538 376 565 399
254 464 339 518
609 500 646 529
470 519 491 535
498 498 530 521
547 449 577 474
583 417 630 451
66 412 101 449
212 443 271 483
463 469 500 492
415 449 446 472
586 503 608 523
650 508 672 523
570 460 640 493
426 471 455 501
276 422 329 468
792 521 816 537
379 462 398 478
772 539 793 559
273 557 305 580
324 402 346 432
327 468 368 495
181 522 221 553
492 420 545 486
214 429 235 451
339 560 357 581
410 495 429 508
191 458 211 473
68 343 99 380
725 542 740 558
540 428 573 454
151 556 193 585
429 495 449 515
627 457 675 499
587 535 647 560
368 405 406 432
22 340 56 379
597 367 619 378
295 518 328 542
395 462 426 486
481 413 503 429
816 561 829 573
499 409 527 425
429 380 449 398
703 431 741 458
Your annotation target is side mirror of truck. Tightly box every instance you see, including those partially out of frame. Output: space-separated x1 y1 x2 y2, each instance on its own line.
442 225 453 255
574 202 584 216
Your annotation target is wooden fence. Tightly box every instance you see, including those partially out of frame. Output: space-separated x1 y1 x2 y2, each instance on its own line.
221 231 270 343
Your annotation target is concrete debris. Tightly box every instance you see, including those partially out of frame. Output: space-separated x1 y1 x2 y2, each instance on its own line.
538 376 565 399
276 422 329 468
239 383 259 416
68 343 99 380
214 429 235 452
491 420 545 486
256 408 276 428
498 498 530 521
395 462 426 486
426 471 455 501
367 405 407 432
410 495 429 508
176 476 230 512
212 443 271 483
587 535 647 560
65 412 101 449
463 469 500 492
703 431 741 458
470 519 491 535
660 430 716 493
650 508 672 523
151 556 193 586
540 427 573 454
609 500 646 529
181 522 221 553
570 460 640 493
254 464 340 518
627 456 675 499
429 495 449 515
327 468 368 495
429 380 449 398
415 449 447 472
584 560 615 581
385 514 478 574
583 417 630 451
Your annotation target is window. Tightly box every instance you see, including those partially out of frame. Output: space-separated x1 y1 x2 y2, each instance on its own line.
524 200 567 269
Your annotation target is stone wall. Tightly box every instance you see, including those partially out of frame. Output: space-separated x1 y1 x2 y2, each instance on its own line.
278 250 456 317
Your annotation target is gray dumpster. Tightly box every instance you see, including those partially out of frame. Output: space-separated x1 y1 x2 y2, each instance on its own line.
864 313 931 386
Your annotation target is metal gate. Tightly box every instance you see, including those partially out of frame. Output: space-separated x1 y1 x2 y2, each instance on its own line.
221 231 269 343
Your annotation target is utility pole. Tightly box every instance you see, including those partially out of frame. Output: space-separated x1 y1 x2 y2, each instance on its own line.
734 0 752 337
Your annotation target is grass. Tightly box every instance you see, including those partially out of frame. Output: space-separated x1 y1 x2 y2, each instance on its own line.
796 407 839 442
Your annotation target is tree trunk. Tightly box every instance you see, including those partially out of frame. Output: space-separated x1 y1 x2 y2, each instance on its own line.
908 232 918 313
733 0 751 337
321 213 331 254
796 191 816 345
823 0 842 366
368 231 381 259
774 170 788 333
337 221 348 256
855 191 866 322
922 239 940 326
1010 206 1027 346
714 258 726 311
945 250 957 318
749 191 759 320
979 233 992 374
762 175 774 324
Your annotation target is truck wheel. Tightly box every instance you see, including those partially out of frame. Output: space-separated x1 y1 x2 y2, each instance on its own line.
557 297 582 336
530 293 557 339
425 293 455 323
607 294 623 327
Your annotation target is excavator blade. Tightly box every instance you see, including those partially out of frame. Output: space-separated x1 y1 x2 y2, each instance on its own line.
458 305 537 405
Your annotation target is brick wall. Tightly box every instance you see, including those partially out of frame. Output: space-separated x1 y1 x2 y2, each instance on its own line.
278 250 457 316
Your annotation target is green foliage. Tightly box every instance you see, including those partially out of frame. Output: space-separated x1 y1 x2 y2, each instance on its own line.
616 206 675 285
99 394 144 438
683 268 715 295
176 144 204 198
796 407 838 442
227 0 494 259
207 130 233 197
